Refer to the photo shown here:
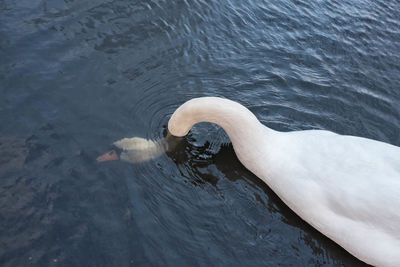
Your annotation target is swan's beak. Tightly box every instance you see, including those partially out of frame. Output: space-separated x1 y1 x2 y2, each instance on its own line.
97 150 119 162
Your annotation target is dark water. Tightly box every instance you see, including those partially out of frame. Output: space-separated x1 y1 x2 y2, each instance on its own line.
1 0 399 266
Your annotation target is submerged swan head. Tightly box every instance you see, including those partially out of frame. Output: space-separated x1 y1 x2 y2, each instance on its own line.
97 137 166 163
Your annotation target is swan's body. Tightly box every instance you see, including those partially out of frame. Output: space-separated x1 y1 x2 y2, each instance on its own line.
168 97 400 266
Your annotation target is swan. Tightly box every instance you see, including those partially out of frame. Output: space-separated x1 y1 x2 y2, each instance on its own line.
167 97 400 267
97 97 400 266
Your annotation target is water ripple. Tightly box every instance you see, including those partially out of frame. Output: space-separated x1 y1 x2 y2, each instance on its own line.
1 0 399 265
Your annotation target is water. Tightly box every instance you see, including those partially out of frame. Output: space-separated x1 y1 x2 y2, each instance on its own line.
1 0 399 266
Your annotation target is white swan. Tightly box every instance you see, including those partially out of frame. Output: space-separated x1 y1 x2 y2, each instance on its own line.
167 97 400 267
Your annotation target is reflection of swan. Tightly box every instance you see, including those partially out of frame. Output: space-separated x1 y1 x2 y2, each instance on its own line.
167 97 400 267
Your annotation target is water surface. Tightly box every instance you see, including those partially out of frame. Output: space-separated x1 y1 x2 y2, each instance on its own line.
1 0 399 266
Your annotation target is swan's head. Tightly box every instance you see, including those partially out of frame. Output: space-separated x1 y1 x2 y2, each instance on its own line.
97 137 165 163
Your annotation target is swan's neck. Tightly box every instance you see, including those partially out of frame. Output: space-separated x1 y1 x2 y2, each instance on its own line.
168 97 272 172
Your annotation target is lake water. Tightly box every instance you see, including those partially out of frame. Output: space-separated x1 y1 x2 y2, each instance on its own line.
1 0 399 266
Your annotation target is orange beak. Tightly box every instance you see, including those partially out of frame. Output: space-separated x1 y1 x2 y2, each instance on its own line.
96 150 119 162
